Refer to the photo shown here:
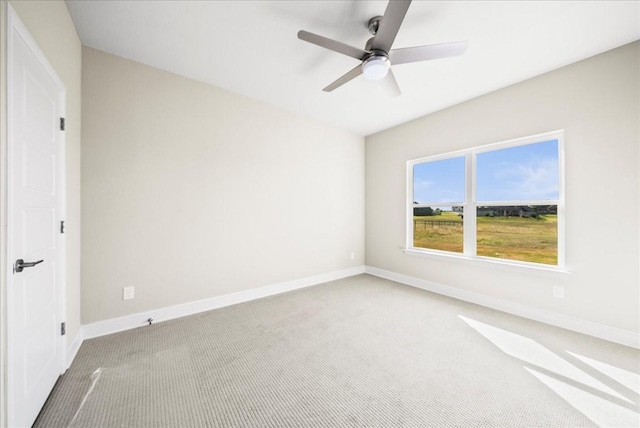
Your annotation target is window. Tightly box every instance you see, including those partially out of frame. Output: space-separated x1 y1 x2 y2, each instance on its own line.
412 156 465 253
407 131 564 268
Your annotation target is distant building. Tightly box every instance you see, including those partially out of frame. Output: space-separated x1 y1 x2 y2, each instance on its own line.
414 206 434 216
452 205 557 217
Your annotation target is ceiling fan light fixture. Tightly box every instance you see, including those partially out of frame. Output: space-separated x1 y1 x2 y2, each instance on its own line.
362 56 390 81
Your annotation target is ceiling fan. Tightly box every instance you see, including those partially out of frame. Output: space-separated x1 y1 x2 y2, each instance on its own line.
297 0 467 96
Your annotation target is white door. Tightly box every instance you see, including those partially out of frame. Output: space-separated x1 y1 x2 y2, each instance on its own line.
7 6 66 428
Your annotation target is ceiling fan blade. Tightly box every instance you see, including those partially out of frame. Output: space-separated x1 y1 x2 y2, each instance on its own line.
323 64 363 92
390 41 468 65
380 68 401 97
371 0 412 53
298 30 368 60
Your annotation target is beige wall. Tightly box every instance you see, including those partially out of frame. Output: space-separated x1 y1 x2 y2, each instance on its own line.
81 47 365 324
0 0 81 424
366 41 640 334
1 2 7 424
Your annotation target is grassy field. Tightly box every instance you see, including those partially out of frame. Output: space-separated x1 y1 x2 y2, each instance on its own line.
413 212 464 253
413 211 557 265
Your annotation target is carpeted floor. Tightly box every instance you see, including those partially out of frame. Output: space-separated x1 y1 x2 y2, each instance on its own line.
34 274 639 427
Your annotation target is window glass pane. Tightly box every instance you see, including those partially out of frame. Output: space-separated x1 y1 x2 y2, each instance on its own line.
476 140 559 202
476 205 557 265
413 210 464 253
413 156 465 204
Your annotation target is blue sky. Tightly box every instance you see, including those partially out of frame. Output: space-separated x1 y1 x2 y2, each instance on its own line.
413 140 559 204
413 156 465 203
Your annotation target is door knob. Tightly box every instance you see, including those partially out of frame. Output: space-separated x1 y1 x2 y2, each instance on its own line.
14 259 44 273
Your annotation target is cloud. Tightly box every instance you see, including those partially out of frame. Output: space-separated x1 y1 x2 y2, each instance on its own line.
414 178 434 191
414 178 464 204
489 156 559 200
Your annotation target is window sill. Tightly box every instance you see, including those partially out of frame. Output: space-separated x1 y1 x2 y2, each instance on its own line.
403 248 571 279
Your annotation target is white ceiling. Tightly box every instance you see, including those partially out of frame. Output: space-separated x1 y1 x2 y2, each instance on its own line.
66 1 639 136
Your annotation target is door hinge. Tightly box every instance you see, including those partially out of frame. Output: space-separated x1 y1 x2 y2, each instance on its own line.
60 220 65 234
60 117 65 131
61 322 66 336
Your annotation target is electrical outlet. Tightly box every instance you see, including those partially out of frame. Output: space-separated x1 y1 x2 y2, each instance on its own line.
350 252 356 260
123 286 135 300
553 286 564 299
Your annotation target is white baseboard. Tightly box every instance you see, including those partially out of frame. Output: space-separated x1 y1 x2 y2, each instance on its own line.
69 264 637 362
65 327 83 369
365 265 640 349
83 266 365 340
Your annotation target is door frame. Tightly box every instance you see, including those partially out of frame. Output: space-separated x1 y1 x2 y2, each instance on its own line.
6 4 66 425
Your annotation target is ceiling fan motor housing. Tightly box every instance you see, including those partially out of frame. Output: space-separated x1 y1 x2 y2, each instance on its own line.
364 15 390 81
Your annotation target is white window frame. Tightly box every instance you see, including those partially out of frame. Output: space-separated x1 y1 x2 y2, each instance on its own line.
405 130 568 277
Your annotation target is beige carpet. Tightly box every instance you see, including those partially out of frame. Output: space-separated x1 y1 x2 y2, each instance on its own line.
35 274 639 427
